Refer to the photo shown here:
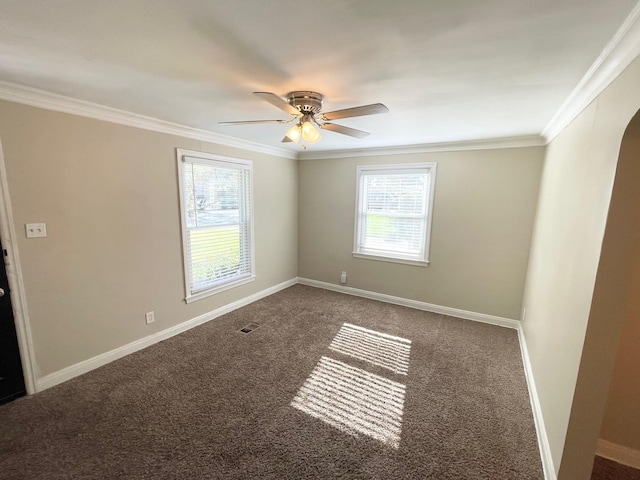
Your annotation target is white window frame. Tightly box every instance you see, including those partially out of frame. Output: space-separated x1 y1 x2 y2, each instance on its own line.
176 149 255 303
353 163 437 266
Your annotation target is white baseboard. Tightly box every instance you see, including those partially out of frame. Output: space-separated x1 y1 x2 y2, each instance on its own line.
597 439 640 469
36 278 298 392
37 276 517 391
297 277 520 329
518 328 557 480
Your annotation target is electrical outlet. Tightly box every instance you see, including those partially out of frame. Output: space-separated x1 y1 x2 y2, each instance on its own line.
145 311 155 324
340 271 347 284
25 223 47 238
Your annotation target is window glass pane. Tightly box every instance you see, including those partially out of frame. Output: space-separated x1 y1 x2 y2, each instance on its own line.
182 163 196 229
363 174 427 216
362 216 424 255
188 225 248 292
190 164 241 228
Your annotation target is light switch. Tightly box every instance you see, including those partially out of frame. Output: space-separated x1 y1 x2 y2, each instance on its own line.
25 223 47 238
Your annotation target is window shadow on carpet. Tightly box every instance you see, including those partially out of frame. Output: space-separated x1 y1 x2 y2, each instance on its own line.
329 322 411 375
291 323 411 448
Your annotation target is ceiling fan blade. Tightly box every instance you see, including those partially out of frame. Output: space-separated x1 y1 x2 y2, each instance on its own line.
219 119 291 125
253 92 301 117
321 123 370 139
319 103 388 121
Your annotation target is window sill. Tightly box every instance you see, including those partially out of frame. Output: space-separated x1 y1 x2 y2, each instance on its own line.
352 252 430 267
185 275 256 304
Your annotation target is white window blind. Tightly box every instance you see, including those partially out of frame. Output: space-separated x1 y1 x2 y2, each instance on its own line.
177 150 254 302
354 164 436 265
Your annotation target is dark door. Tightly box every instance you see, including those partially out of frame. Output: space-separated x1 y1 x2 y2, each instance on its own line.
0 240 25 404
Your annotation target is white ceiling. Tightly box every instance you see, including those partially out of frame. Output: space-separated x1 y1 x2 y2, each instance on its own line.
0 0 638 152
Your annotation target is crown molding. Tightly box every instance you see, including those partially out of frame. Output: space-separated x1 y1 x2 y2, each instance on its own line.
296 135 546 160
543 1 640 142
0 81 297 160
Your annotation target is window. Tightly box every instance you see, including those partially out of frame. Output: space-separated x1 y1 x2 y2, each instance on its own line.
353 163 436 266
177 149 254 302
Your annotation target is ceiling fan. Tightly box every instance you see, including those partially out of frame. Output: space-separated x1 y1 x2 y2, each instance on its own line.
220 91 389 144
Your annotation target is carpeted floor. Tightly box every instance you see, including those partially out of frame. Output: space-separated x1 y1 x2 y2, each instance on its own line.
591 456 640 480
0 285 543 479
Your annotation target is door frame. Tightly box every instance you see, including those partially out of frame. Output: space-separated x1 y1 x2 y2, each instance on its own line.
0 139 37 394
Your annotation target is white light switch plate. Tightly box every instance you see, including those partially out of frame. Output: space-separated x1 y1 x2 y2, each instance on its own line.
25 223 47 238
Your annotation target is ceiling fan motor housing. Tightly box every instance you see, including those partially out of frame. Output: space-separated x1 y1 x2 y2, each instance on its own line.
287 91 323 114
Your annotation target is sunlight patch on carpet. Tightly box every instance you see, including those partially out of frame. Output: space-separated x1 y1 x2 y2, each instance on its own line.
291 356 406 448
329 323 411 374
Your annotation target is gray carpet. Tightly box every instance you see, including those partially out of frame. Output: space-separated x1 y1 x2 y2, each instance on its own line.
0 285 543 479
591 456 640 480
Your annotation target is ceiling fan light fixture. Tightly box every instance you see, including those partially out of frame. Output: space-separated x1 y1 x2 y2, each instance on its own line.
221 91 388 146
301 120 321 144
285 124 302 143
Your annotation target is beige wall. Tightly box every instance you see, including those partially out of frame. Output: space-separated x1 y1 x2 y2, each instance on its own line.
522 55 640 480
600 241 640 452
298 147 544 319
0 100 298 378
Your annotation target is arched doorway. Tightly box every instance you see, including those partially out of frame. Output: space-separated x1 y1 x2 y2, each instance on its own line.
558 109 640 479
591 112 640 476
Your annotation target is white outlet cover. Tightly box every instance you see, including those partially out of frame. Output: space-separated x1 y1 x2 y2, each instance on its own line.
25 223 47 238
